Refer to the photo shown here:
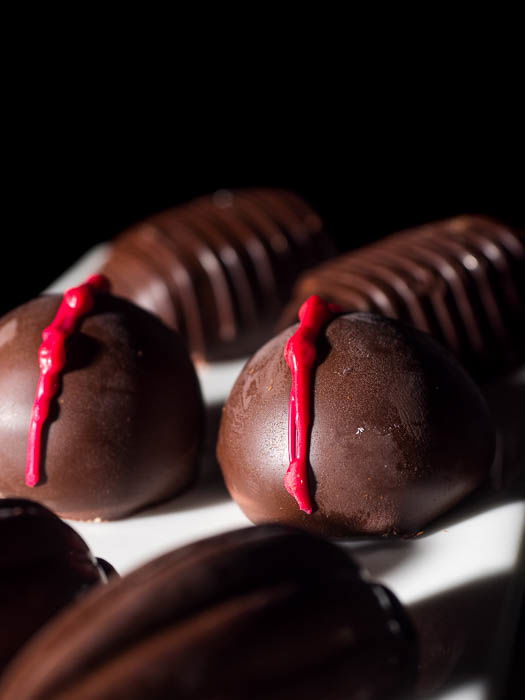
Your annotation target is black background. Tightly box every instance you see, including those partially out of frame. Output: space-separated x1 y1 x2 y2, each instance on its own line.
3 108 524 316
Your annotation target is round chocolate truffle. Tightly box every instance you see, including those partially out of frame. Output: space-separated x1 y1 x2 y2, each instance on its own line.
0 292 203 520
0 525 417 699
0 498 112 672
217 312 496 536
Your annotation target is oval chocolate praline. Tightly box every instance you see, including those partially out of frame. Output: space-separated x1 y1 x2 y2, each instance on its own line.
0 498 112 672
99 188 336 362
0 525 417 699
217 312 496 537
280 216 525 377
0 293 204 520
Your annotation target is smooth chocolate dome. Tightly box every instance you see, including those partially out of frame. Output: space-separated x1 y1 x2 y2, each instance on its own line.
0 294 203 520
217 312 495 536
0 498 112 672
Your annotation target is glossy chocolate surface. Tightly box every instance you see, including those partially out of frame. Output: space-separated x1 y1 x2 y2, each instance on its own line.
281 216 525 376
0 294 203 520
0 498 110 672
218 313 495 536
100 189 335 361
0 525 417 699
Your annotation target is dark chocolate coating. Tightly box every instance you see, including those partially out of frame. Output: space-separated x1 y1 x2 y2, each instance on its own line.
0 525 417 700
0 294 203 520
0 498 111 672
217 313 495 536
280 216 525 376
95 558 118 579
99 188 335 361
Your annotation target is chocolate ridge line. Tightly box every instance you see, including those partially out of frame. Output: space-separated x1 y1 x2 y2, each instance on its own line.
99 189 333 361
282 215 525 375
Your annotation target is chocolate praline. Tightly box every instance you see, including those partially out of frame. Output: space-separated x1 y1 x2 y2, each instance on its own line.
0 498 112 672
217 312 496 536
0 525 417 699
99 188 335 361
280 215 525 377
0 293 204 520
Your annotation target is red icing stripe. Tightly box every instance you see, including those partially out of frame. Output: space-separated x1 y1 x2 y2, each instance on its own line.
25 275 110 487
284 295 342 513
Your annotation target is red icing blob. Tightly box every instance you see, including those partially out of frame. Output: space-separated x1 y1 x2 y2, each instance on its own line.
284 295 342 513
25 275 111 487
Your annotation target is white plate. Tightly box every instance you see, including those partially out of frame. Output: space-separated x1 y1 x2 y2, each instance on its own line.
46 247 525 700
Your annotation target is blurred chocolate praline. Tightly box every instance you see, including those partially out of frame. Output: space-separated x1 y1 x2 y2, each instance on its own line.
0 525 417 700
0 498 113 672
281 215 525 377
99 188 335 361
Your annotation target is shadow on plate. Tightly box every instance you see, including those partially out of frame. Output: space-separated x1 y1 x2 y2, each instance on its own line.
410 521 525 698
338 538 416 580
139 476 232 518
409 572 515 698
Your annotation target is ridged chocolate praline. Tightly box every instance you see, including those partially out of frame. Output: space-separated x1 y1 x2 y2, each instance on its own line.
0 526 417 700
0 294 203 520
99 188 335 361
281 216 525 377
217 313 495 537
0 498 113 672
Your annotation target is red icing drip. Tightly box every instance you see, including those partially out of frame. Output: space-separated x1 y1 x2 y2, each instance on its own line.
25 275 111 487
284 295 342 514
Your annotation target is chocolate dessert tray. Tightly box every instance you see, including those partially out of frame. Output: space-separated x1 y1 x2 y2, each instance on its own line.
48 245 525 700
